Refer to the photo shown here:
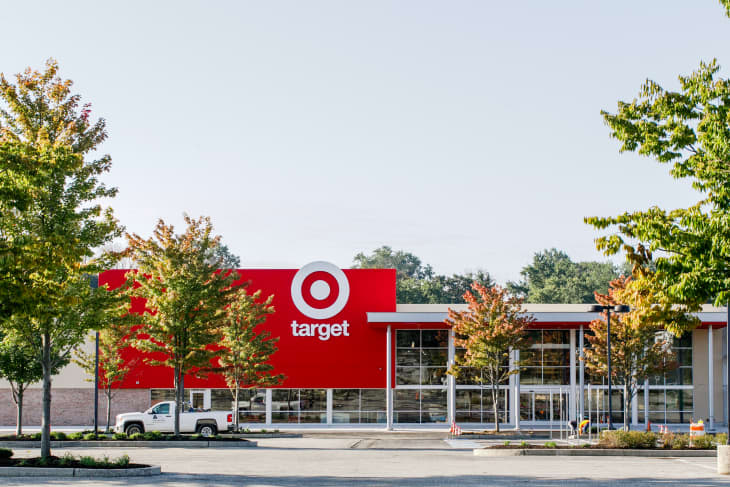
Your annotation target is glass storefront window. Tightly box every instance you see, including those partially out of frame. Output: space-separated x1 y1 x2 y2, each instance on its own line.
271 389 326 424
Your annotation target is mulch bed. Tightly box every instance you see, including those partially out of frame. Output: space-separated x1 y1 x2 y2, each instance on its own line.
0 457 149 469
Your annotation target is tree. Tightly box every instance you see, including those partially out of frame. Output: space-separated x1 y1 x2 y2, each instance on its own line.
584 2 730 317
0 60 121 457
507 248 623 304
0 329 67 436
74 318 138 432
446 284 534 431
211 243 241 269
124 215 243 436
583 271 696 430
353 246 494 303
353 246 434 280
218 289 284 431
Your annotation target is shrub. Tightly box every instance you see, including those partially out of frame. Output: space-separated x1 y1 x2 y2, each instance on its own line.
129 433 144 440
544 441 557 448
191 433 202 440
716 433 728 446
143 430 162 440
503 440 511 446
31 433 41 440
68 432 84 440
79 456 97 468
0 448 13 459
83 433 98 441
112 432 128 440
691 435 714 449
671 434 689 450
50 431 68 441
599 431 657 449
59 452 75 467
114 454 131 467
520 441 528 448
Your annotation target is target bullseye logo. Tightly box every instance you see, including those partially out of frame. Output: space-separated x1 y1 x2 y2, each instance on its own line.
291 261 350 320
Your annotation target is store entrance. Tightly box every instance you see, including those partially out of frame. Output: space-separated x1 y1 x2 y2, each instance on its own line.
519 387 570 424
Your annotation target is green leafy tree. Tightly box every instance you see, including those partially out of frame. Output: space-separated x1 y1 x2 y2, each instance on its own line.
446 284 534 432
353 247 493 303
74 317 138 432
0 329 67 436
124 215 243 436
508 248 622 303
585 4 730 326
211 243 241 269
583 271 695 430
0 60 121 457
218 289 284 431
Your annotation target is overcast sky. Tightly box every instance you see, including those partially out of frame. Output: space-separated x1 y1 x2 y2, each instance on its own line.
2 1 728 283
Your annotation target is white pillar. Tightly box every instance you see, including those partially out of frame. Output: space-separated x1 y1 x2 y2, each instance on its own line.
448 328 456 425
386 325 393 431
514 349 520 430
579 325 585 420
570 329 576 421
265 389 272 425
709 326 715 430
326 389 333 425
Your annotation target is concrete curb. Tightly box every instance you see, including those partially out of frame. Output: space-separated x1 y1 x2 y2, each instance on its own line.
0 465 161 477
474 448 716 457
0 440 257 448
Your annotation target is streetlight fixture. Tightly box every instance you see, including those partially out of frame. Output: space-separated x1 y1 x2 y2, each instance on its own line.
589 304 630 430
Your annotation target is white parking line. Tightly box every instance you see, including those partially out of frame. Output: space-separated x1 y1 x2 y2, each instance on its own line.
674 457 717 471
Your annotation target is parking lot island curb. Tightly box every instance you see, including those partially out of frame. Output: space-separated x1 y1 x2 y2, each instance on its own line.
0 440 257 448
474 448 716 457
0 466 161 477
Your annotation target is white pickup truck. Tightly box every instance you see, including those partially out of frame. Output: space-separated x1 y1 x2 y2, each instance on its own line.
114 401 233 436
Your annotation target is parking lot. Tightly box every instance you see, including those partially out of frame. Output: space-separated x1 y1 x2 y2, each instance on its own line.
1 434 727 486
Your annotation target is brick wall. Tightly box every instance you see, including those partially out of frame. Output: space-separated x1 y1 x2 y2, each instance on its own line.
0 388 150 427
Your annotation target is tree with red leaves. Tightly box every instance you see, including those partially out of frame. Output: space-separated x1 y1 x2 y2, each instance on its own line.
446 284 534 432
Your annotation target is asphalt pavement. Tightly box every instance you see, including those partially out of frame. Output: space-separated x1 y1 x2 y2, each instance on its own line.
0 435 726 486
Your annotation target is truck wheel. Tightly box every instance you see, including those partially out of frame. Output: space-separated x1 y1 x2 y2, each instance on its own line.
125 423 143 435
197 424 217 437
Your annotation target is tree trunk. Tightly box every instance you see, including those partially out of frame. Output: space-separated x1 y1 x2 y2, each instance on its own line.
492 385 500 433
105 388 113 433
174 365 182 437
15 387 23 437
40 330 52 458
623 383 630 431
233 382 240 432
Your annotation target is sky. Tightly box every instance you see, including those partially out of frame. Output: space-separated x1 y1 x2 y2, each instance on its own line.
2 1 729 284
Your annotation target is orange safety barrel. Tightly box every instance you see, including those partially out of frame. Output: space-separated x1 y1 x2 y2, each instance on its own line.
690 421 705 436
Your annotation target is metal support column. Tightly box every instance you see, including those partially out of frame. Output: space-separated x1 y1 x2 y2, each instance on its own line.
448 328 456 425
644 379 650 430
579 325 585 420
570 329 576 422
709 326 715 431
514 349 520 430
386 325 393 431
326 389 333 425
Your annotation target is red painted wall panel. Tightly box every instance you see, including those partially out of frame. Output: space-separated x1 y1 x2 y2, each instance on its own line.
100 267 396 390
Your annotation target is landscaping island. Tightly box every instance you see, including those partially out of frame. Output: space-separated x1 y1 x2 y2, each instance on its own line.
0 449 161 477
475 431 727 457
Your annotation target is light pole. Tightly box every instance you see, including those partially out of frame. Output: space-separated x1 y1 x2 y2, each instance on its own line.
589 304 629 430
